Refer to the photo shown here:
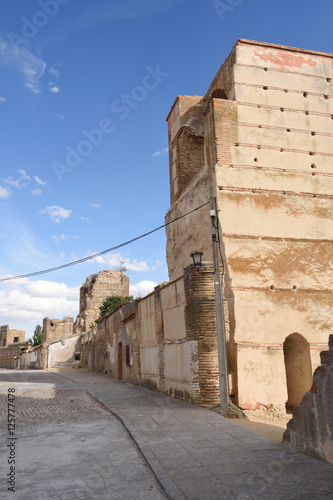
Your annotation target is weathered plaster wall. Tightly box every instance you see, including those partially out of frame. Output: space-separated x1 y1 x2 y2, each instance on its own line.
283 335 333 465
165 39 333 411
165 97 213 280
48 334 81 368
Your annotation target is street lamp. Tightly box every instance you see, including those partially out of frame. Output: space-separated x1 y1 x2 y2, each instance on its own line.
210 199 230 411
191 251 203 269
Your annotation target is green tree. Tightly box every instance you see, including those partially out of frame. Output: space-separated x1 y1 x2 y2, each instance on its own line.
27 324 44 347
96 295 133 322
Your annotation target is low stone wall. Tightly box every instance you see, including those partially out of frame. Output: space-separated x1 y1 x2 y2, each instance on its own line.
283 335 333 464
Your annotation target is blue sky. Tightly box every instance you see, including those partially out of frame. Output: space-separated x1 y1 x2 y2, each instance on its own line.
0 0 332 337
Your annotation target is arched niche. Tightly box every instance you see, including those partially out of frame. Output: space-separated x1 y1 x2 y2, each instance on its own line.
283 333 313 411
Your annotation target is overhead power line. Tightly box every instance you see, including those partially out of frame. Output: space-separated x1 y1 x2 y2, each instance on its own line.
0 201 210 283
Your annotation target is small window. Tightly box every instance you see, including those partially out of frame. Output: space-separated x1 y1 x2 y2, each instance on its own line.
126 345 131 367
13 337 19 343
211 89 227 100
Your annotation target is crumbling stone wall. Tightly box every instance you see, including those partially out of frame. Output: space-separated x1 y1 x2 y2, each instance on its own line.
0 325 26 368
0 325 25 346
81 300 139 384
74 270 129 333
165 39 333 410
283 335 333 464
43 317 74 343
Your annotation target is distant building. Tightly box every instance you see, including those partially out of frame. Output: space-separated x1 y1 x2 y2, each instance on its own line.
0 325 26 368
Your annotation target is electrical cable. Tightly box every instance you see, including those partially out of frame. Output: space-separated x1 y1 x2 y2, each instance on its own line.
0 201 210 283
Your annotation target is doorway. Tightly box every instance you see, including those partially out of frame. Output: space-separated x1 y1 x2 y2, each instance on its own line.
117 342 123 381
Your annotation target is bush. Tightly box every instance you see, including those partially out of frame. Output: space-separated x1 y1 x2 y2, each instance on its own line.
96 295 133 322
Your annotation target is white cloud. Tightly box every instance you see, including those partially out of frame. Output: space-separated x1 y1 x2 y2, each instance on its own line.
151 259 163 271
49 85 60 94
51 234 72 244
0 186 10 198
19 169 30 179
0 97 5 102
88 203 101 208
1 169 31 188
94 252 149 272
56 114 65 120
40 206 72 223
34 176 48 186
52 234 67 243
0 277 79 330
152 147 168 157
130 281 158 298
31 188 42 196
49 67 60 78
80 216 91 223
0 36 46 94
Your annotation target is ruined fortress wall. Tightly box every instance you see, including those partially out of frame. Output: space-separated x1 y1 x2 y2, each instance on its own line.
0 325 26 368
283 335 333 464
0 325 9 347
6 329 25 345
165 40 333 410
43 317 74 343
80 265 221 407
0 325 25 347
214 41 333 408
165 97 213 280
74 270 129 333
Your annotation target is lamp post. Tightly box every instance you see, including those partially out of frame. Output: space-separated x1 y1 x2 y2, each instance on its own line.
190 205 230 410
191 251 203 269
210 199 230 410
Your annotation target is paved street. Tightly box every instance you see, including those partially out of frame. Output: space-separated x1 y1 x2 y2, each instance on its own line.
1 368 333 500
0 369 166 500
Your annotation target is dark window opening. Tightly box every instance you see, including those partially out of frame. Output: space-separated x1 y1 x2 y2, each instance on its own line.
126 345 130 367
211 89 228 100
13 337 19 343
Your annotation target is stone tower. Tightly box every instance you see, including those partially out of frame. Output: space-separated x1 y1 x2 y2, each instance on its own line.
74 270 130 333
165 39 333 409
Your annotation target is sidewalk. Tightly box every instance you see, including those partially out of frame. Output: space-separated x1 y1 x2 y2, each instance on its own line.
48 368 333 500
